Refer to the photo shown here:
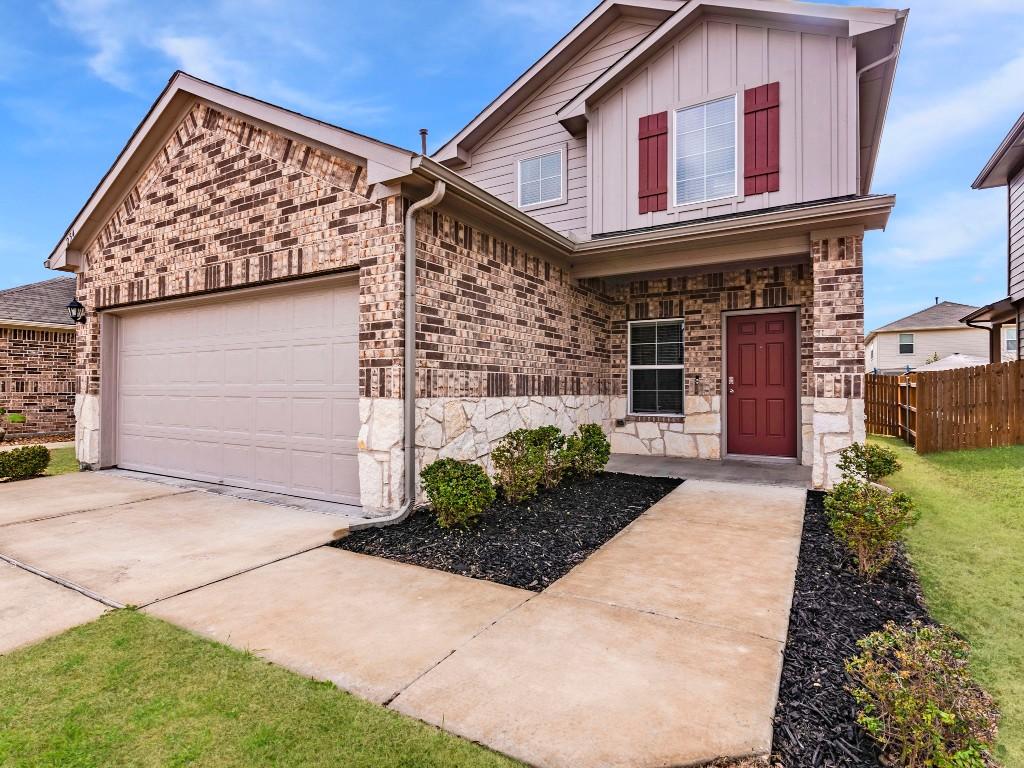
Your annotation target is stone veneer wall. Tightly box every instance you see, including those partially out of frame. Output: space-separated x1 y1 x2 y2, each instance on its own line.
0 325 76 436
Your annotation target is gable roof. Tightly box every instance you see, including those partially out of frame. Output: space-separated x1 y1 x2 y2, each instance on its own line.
432 0 683 165
556 0 907 195
868 301 980 338
973 111 1024 189
0 277 77 327
46 71 415 271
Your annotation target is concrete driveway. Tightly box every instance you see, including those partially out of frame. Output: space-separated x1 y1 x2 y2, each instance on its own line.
0 471 352 651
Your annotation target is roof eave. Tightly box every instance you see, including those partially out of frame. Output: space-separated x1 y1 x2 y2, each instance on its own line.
973 112 1024 189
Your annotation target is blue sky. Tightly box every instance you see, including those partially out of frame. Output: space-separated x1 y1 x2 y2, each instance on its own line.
1 0 1022 331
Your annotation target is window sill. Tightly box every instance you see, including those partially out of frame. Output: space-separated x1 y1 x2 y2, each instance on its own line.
624 414 686 424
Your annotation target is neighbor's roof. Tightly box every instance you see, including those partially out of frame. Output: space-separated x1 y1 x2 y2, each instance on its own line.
973 111 1024 189
914 353 1012 372
868 301 980 337
0 277 76 327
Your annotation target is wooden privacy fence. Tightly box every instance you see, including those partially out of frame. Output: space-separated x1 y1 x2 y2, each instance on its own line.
866 361 1024 453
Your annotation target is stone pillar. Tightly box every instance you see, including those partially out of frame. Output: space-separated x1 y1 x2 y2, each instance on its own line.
810 229 866 487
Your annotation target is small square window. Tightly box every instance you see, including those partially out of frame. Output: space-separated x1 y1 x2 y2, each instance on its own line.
898 333 914 354
629 319 685 415
518 151 563 208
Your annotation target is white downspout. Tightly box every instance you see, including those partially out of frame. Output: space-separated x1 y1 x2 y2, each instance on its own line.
349 178 446 531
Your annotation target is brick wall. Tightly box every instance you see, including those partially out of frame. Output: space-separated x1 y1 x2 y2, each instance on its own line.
413 209 614 399
76 99 403 397
811 233 865 398
0 325 76 435
608 264 815 399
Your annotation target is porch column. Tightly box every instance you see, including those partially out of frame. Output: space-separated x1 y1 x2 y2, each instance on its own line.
809 228 866 488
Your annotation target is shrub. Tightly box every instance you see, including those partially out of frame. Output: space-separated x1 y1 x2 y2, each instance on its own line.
5 412 26 424
491 428 546 502
563 424 611 479
530 425 568 489
838 441 902 483
846 622 999 768
825 479 918 578
0 445 51 481
420 458 496 529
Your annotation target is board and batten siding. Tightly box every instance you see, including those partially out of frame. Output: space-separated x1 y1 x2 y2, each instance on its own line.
1010 166 1024 302
589 16 859 235
869 328 990 372
460 15 658 239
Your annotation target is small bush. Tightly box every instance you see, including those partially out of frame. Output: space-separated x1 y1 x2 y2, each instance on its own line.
491 428 546 503
5 412 26 424
846 622 999 768
825 479 918 578
530 425 568 489
420 458 496 529
563 424 611 479
838 441 902 483
0 445 51 480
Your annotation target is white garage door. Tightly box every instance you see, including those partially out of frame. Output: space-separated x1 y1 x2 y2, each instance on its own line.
116 279 361 505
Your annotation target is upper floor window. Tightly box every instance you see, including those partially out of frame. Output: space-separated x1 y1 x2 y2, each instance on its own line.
518 149 563 209
674 94 736 206
1005 326 1018 353
898 333 914 354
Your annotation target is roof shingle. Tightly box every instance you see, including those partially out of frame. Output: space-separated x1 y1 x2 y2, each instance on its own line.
868 301 979 336
0 277 77 326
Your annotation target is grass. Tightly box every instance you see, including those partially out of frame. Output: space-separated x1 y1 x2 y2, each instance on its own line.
44 446 79 476
0 610 519 768
870 436 1024 766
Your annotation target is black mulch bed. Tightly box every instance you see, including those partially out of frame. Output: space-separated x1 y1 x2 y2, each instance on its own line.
772 490 933 768
333 472 681 591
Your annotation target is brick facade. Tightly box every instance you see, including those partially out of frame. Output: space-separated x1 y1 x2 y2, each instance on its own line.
0 325 76 436
75 100 403 399
68 96 866 505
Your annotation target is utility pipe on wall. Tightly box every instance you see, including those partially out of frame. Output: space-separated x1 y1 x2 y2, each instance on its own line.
349 178 446 531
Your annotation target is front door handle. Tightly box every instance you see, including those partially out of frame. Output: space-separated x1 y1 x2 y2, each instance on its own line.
729 388 735 394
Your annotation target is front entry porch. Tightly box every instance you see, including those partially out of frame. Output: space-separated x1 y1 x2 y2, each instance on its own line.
607 452 812 488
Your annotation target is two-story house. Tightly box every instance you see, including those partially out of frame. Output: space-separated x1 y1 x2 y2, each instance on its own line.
963 112 1024 362
45 0 906 513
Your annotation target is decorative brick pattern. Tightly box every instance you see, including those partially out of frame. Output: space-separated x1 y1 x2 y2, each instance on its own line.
0 326 76 436
75 99 403 399
811 233 865 398
413 211 613 398
607 265 815 399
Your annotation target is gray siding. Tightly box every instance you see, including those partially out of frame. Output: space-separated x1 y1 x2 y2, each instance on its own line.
1010 166 1024 301
460 15 658 239
589 16 858 235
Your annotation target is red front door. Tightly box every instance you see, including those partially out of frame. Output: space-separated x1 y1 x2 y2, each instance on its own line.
726 312 797 457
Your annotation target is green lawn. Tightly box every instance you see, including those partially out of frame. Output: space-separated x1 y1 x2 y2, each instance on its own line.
0 610 518 768
870 436 1024 766
44 446 79 476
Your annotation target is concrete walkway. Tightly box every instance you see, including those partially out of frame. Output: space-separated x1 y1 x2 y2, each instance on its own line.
608 453 812 487
144 479 806 768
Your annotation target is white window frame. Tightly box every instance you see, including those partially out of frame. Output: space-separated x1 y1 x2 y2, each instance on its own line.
515 144 567 211
1004 326 1017 352
898 333 915 355
627 318 685 416
671 92 739 208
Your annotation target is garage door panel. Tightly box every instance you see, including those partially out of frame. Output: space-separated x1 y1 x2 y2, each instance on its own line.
117 280 361 504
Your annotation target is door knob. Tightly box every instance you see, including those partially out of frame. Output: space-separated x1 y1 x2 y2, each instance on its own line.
729 388 735 394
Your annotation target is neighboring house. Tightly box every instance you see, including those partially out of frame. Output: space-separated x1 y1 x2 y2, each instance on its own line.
965 111 1024 362
912 353 993 373
865 300 995 374
0 277 77 437
45 0 906 508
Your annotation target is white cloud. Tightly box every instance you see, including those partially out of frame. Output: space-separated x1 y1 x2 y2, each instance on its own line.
155 34 251 86
869 190 1005 266
875 52 1024 184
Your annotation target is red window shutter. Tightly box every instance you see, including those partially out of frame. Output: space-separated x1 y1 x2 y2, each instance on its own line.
638 112 668 214
743 82 780 195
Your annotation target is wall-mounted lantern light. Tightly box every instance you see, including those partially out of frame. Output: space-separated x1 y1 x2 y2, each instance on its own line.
66 299 87 324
